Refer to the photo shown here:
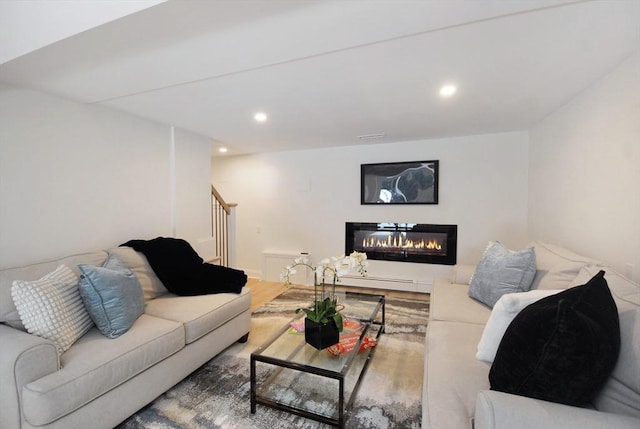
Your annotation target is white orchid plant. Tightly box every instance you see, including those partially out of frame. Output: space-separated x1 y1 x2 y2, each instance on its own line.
281 251 368 331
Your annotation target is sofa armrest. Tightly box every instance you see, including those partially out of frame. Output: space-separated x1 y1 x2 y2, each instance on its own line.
0 324 59 429
452 264 476 285
475 390 640 429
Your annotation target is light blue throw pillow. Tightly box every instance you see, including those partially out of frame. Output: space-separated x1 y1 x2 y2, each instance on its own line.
468 241 537 308
78 255 144 338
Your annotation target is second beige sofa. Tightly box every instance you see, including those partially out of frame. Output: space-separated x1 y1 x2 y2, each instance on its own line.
422 241 640 429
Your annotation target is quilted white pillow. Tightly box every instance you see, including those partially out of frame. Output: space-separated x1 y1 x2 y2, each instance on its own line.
11 265 94 353
476 288 562 363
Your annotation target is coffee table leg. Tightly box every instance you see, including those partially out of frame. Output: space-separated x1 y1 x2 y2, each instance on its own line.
250 356 256 413
338 376 345 428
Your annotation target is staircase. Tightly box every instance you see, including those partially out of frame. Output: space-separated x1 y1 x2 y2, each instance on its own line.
211 185 237 267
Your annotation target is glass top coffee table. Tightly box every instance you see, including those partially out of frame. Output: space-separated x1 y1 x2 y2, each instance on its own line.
250 291 385 428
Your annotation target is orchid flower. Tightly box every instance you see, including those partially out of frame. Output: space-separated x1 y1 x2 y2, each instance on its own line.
280 251 368 329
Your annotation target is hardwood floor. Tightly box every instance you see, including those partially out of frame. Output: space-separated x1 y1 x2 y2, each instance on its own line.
245 278 288 311
245 277 429 311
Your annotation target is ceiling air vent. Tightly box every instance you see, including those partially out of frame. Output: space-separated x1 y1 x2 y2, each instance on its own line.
357 133 386 140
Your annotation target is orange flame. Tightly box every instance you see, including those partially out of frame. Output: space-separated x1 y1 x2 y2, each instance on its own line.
361 234 442 251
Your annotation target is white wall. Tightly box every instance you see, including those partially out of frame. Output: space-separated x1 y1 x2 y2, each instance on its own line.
174 128 213 243
0 84 212 269
212 131 530 289
529 51 640 280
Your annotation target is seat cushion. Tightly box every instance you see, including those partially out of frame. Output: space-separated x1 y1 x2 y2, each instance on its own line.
430 280 491 325
21 314 184 426
144 287 251 344
424 320 490 429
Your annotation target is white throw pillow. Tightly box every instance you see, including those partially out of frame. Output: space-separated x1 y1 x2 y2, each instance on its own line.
476 289 562 363
11 264 94 354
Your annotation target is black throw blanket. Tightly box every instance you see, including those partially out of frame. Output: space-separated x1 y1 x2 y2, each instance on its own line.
121 237 247 296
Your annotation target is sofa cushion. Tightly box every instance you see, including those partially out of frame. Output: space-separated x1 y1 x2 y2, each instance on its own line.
11 265 94 354
476 289 562 363
475 390 640 429
144 287 251 343
0 251 108 329
451 264 476 285
529 241 601 290
107 247 168 301
21 314 184 426
489 270 620 407
424 320 490 429
574 267 640 418
430 279 491 325
78 255 145 338
469 242 537 308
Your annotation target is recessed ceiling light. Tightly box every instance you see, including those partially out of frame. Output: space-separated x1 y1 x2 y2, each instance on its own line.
254 112 267 122
218 147 228 153
439 85 457 97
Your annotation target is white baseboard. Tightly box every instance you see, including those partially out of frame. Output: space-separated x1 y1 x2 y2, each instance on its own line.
245 269 262 279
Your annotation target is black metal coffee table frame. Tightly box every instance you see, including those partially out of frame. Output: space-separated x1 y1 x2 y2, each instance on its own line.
250 291 385 428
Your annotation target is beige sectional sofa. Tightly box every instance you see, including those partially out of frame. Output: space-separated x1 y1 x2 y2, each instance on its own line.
0 246 251 429
422 241 640 429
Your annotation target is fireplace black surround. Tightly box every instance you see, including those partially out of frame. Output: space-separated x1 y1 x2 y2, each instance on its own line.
345 222 457 265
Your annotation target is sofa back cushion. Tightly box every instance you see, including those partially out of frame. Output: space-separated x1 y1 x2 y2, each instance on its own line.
574 267 640 418
0 251 108 330
529 241 601 290
107 247 168 301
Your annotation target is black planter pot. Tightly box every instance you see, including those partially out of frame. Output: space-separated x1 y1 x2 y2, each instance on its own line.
304 317 339 350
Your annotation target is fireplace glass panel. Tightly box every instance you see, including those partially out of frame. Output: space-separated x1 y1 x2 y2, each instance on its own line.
345 223 457 265
353 231 448 256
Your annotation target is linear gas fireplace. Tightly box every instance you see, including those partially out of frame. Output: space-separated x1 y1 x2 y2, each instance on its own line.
345 222 457 265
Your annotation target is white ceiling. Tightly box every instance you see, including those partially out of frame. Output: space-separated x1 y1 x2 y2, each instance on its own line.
1 0 638 156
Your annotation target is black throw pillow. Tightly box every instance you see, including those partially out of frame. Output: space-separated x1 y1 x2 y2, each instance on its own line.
489 270 620 406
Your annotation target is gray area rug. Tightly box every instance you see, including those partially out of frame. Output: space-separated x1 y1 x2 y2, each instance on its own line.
117 288 429 428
